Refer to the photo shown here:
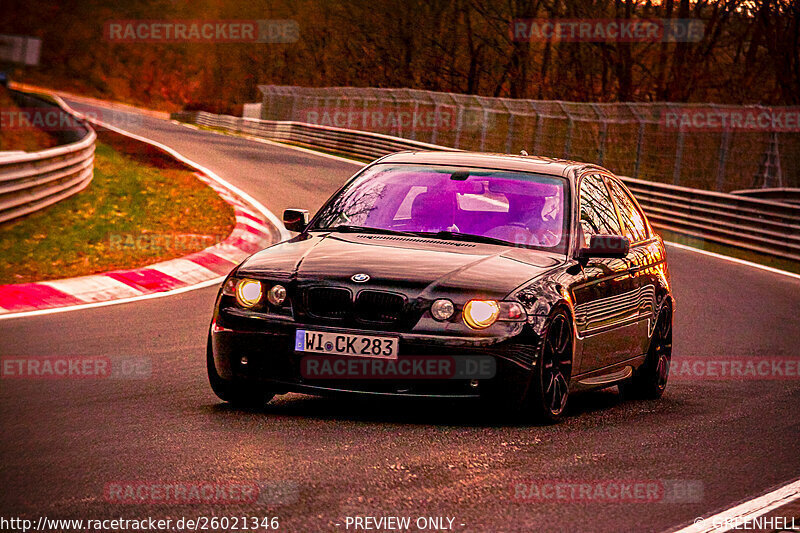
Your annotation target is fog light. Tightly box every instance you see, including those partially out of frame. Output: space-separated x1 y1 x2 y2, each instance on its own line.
267 284 287 306
431 299 455 321
235 279 263 308
463 299 500 329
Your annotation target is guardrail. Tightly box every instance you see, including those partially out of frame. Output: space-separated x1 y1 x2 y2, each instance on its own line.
0 91 95 224
731 188 800 206
172 111 800 263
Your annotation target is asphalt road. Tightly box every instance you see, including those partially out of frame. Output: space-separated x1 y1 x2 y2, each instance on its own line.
1 100 799 533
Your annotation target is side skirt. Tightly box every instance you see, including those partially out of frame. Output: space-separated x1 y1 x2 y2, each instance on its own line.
569 354 647 393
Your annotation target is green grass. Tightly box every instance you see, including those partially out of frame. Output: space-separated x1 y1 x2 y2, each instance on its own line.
0 137 235 284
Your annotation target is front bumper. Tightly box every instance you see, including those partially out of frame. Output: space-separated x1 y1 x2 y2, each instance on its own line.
210 310 540 401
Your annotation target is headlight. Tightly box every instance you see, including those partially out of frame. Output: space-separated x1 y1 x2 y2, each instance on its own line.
463 300 500 329
431 299 455 321
267 284 287 306
462 300 526 329
234 279 263 308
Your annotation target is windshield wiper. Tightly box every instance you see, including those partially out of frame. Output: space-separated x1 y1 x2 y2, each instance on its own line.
412 230 511 246
311 225 418 237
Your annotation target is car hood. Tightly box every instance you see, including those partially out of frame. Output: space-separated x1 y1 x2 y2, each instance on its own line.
237 232 564 299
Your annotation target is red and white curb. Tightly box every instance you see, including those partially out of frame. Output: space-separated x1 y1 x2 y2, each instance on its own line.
0 98 289 319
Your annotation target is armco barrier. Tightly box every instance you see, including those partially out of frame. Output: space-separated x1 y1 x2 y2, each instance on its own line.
172 111 800 263
0 91 95 224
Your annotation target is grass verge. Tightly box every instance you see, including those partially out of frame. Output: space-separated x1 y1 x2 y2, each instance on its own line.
0 128 235 284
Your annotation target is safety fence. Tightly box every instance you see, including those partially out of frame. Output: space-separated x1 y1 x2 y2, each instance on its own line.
257 85 799 194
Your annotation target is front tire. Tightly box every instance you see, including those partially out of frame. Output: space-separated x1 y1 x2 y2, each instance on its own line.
207 336 274 408
528 309 573 423
620 304 672 400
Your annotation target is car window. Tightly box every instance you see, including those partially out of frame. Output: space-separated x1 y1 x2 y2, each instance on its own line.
606 178 648 243
579 174 622 245
311 164 569 252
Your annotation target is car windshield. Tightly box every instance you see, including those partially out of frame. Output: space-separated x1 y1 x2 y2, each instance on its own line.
309 164 569 252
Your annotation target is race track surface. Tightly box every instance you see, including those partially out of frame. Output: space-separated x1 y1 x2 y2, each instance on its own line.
1 100 799 533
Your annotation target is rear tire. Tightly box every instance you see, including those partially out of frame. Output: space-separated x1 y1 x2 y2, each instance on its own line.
528 309 573 423
620 304 672 400
207 336 275 408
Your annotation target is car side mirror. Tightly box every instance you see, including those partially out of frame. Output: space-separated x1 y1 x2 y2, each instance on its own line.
578 235 630 259
283 209 310 232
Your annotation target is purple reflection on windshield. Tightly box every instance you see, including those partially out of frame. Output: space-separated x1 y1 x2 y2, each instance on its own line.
314 165 567 249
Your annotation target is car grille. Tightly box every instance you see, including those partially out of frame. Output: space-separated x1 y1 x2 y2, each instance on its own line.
356 290 405 323
303 287 352 319
301 287 407 326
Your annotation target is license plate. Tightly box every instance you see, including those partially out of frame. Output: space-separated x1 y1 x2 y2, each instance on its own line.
295 329 398 359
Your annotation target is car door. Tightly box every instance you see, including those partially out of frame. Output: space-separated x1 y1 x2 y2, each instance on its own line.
571 173 641 374
604 176 658 356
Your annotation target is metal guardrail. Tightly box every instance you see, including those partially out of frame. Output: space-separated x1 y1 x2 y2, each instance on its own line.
731 188 800 206
0 91 96 224
172 111 800 263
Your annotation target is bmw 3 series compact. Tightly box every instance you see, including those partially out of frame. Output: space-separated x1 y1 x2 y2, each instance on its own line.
207 151 673 421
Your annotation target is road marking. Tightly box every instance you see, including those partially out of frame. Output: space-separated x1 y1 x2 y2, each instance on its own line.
40 276 145 302
175 120 366 166
664 242 800 282
672 477 800 532
149 259 220 286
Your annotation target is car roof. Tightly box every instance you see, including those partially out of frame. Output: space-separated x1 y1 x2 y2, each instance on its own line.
375 151 612 182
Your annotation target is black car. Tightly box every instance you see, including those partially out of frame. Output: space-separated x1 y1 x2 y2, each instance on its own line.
207 151 673 421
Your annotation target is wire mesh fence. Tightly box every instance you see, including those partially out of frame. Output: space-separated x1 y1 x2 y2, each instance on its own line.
258 85 798 193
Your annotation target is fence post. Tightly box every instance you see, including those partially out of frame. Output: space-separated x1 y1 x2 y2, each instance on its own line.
448 94 461 148
533 102 544 156
289 87 298 121
261 86 271 120
557 101 573 158
592 103 607 165
715 128 731 192
627 104 645 179
673 129 685 185
410 92 419 141
503 100 515 154
478 98 489 152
